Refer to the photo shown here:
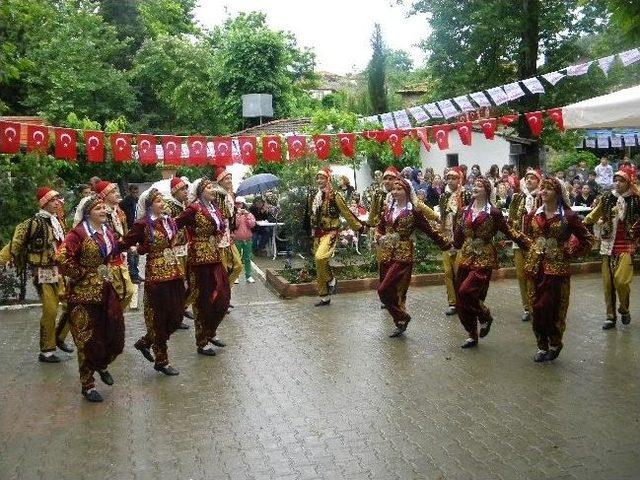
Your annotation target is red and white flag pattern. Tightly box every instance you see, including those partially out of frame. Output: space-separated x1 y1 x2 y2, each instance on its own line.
110 133 132 162
84 131 105 162
27 125 50 153
0 121 21 154
54 128 77 160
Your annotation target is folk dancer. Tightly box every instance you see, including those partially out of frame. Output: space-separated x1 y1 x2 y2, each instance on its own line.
56 195 125 402
309 166 364 307
165 176 191 329
376 179 452 337
508 168 542 322
212 167 243 286
454 177 529 348
175 179 230 356
93 180 134 310
584 165 640 330
438 167 472 316
121 188 185 375
523 177 594 362
0 187 73 362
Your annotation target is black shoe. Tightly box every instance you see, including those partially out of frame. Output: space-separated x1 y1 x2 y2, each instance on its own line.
389 326 407 338
154 364 179 376
211 339 226 347
177 322 190 330
183 310 195 320
533 350 548 363
545 346 562 362
228 304 235 309
621 313 631 325
56 341 74 353
38 353 61 363
479 317 493 338
460 338 478 349
135 344 154 363
445 306 457 316
521 311 531 322
602 319 616 330
82 389 103 403
98 370 114 386
314 299 331 307
197 347 216 356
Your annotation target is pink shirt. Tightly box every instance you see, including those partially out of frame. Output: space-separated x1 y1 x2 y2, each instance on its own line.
233 211 256 241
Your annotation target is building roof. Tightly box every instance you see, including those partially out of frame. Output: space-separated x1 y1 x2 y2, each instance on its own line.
231 118 312 136
396 83 431 95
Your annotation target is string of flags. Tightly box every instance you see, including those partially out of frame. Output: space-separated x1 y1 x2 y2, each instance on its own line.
580 130 639 149
360 46 640 130
0 108 567 164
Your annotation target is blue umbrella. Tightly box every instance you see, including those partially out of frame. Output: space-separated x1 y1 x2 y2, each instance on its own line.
236 173 280 196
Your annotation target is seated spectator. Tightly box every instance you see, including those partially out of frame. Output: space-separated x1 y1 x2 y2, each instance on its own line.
250 197 272 253
587 171 600 196
595 156 614 191
339 175 355 202
349 192 367 217
495 180 512 209
425 174 444 208
573 184 596 208
570 184 581 205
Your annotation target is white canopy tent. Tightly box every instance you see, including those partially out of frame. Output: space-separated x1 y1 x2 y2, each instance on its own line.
562 84 640 129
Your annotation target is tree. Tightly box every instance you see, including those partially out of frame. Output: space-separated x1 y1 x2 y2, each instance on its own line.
367 24 389 114
137 0 198 38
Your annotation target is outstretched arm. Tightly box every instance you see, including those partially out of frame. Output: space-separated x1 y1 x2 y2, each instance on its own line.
496 210 530 249
414 209 452 250
335 192 363 232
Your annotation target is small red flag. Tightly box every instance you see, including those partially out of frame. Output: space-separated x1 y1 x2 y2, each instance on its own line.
500 114 519 126
432 125 450 150
525 111 543 136
479 119 497 140
162 136 183 165
212 137 232 166
238 136 257 165
54 128 77 160
0 121 21 154
286 135 307 160
187 136 207 166
84 131 105 163
27 125 49 153
456 122 473 146
415 127 430 151
337 133 356 158
110 133 132 162
262 136 282 163
387 130 405 157
137 134 158 165
547 108 564 131
313 135 331 160
362 130 388 142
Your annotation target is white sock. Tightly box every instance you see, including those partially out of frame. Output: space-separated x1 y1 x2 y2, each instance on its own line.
42 351 53 357
202 345 214 352
328 277 336 287
536 349 547 354
320 296 329 302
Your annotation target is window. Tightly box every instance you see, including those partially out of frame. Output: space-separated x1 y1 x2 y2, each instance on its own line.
446 154 459 167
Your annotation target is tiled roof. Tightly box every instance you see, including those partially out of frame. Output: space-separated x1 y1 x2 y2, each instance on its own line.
231 118 312 136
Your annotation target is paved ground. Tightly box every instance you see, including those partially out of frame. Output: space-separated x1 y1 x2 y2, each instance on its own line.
1 273 639 480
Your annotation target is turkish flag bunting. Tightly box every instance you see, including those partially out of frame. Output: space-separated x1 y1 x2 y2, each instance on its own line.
547 108 564 131
362 130 388 142
432 125 450 150
137 134 158 165
313 135 331 160
261 136 282 163
27 125 50 153
386 130 405 157
479 118 497 140
337 133 355 158
0 121 21 154
84 131 105 162
415 127 430 151
286 135 307 160
525 111 543 136
110 133 132 162
54 128 77 160
212 137 233 166
162 136 183 165
456 122 473 146
238 136 257 165
187 136 207 166
500 114 519 126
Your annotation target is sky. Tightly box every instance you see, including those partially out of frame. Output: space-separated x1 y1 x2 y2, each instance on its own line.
194 0 431 75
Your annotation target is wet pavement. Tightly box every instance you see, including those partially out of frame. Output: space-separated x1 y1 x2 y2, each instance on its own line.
0 273 639 480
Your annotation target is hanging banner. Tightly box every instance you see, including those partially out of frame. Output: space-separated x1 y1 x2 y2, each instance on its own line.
456 122 473 146
237 136 257 165
598 55 615 75
387 130 405 157
262 135 282 162
0 121 21 154
541 71 565 86
423 103 444 118
469 91 491 108
596 136 609 149
567 61 593 76
337 133 355 158
432 125 450 150
525 111 543 136
360 115 381 127
619 48 640 66
213 137 233 166
479 118 497 140
408 106 430 123
161 136 182 165
622 133 637 146
137 134 158 164
54 128 77 160
522 77 545 94
486 87 509 105
453 95 475 113
110 133 132 162
312 134 331 160
84 131 105 163
436 99 460 118
27 125 50 153
286 135 307 160
415 127 430 151
187 136 207 165
503 82 526 100
379 112 396 130
610 135 622 148
392 110 412 129
547 108 564 131
585 138 596 148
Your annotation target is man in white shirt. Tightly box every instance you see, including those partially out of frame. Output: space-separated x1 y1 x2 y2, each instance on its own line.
595 157 614 191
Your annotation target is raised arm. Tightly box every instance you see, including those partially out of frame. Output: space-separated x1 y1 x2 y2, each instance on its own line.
175 204 197 230
415 200 440 222
0 219 31 265
414 209 452 251
582 200 603 226
496 210 530 250
120 221 145 251
335 192 363 232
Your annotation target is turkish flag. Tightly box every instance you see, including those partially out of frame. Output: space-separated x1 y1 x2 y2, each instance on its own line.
110 133 132 162
137 134 158 165
84 131 105 163
54 128 77 160
313 135 331 160
479 118 497 140
337 133 355 158
387 130 405 157
0 121 21 154
286 135 307 160
432 125 450 150
262 136 282 162
162 136 183 165
415 127 430 151
456 122 473 146
362 130 388 142
238 136 257 165
500 114 519 126
547 108 564 131
525 111 543 136
187 136 207 166
27 125 50 153
212 137 232 166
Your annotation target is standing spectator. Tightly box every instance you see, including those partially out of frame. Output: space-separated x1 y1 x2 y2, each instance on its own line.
595 156 614 191
555 170 571 192
495 181 513 209
573 184 596 207
250 197 271 253
575 160 589 183
339 175 355 202
363 170 383 209
587 171 600 196
233 196 256 284
121 184 143 283
349 192 367 217
77 184 92 199
400 166 413 181
469 164 481 182
487 164 501 186
425 174 444 208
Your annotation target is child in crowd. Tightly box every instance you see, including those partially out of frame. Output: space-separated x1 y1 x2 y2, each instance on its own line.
233 196 257 284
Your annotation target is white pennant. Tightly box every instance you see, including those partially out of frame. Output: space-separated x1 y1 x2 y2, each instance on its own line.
423 103 444 118
469 91 491 107
380 112 396 130
619 48 640 66
597 55 615 75
622 133 637 146
453 95 475 112
596 135 609 149
521 77 545 94
503 82 526 101
392 110 412 129
585 138 596 148
567 61 593 76
542 71 565 86
408 106 430 123
610 135 622 148
360 115 381 127
486 87 509 105
436 99 460 118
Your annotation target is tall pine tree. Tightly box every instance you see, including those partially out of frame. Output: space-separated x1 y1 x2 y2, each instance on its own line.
367 23 388 114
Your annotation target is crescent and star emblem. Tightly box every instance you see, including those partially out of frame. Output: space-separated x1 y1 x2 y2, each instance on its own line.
33 131 45 144
60 133 71 147
139 140 150 152
116 137 126 150
4 127 16 141
88 135 100 150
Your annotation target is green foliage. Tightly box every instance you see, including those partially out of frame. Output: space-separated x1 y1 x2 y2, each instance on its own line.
137 0 197 38
548 150 599 173
0 268 21 303
367 24 389 114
